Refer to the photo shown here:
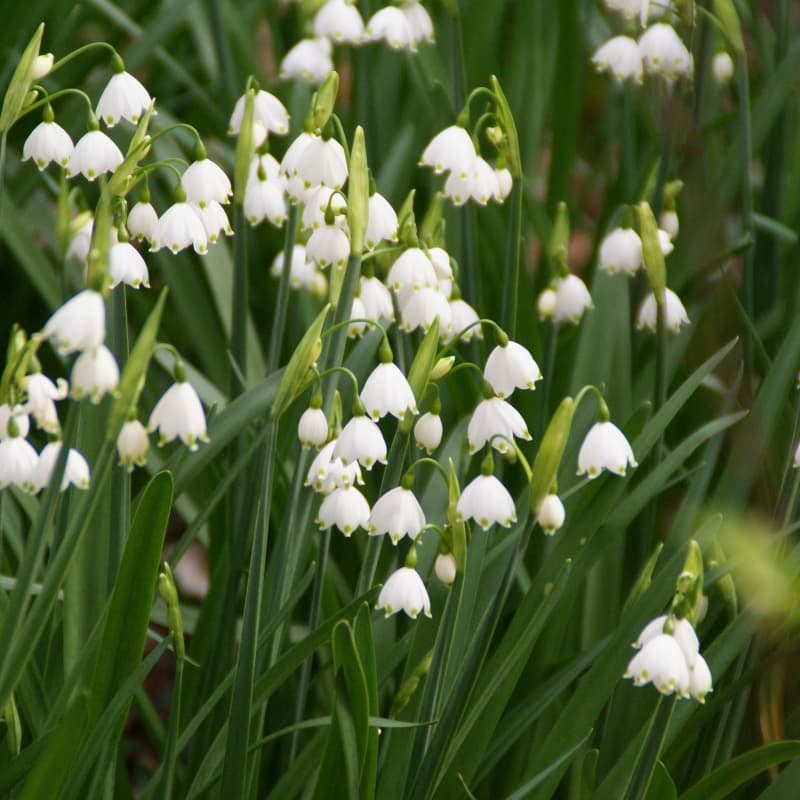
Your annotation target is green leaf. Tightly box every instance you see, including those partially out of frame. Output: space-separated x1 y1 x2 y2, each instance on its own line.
233 89 254 205
756 758 800 798
353 605 379 799
645 762 677 800
407 316 440 407
530 396 574 514
0 23 42 133
711 0 744 54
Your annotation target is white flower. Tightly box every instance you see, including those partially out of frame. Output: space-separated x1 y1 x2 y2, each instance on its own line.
401 0 435 44
359 276 395 322
0 436 38 492
301 185 348 231
428 247 453 298
23 374 68 433
334 414 387 469
43 290 106 355
148 381 209 450
306 440 339 493
577 420 637 478
636 288 690 334
689 654 713 702
591 36 643 83
117 419 149 471
554 274 592 324
271 245 317 291
96 70 152 126
658 229 674 255
366 7 417 52
484 341 542 398
494 167 513 200
400 287 452 335
448 298 482 342
365 192 398 249
624 634 690 697
32 53 54 80
32 442 91 492
66 216 94 263
194 201 233 243
317 485 370 536
0 405 29 440
70 346 120 403
368 486 425 544
376 567 431 619
23 120 73 170
229 90 290 137
244 164 287 227
660 210 679 239
468 397 531 454
598 228 642 275
360 362 417 421
635 615 699 668
537 494 565 535
387 247 437 307
414 412 442 453
127 201 159 244
638 24 693 82
151 202 208 255
349 297 368 339
68 130 124 181
307 222 350 269
434 553 457 585
420 125 477 177
314 0 365 43
181 158 232 208
712 51 734 85
536 288 557 320
456 474 517 530
282 133 348 192
298 407 329 448
110 241 150 289
443 156 499 206
280 37 334 84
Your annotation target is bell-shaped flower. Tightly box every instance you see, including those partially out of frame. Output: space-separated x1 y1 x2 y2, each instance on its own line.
32 53 54 80
0 435 39 492
660 210 679 239
110 241 150 289
181 158 232 208
307 222 350 269
387 247 437 307
327 453 364 492
495 167 513 200
634 615 699 669
42 289 106 355
229 89 290 137
400 287 452 336
0 405 29 440
577 420 637 478
638 24 693 82
366 7 417 52
314 0 365 43
467 396 531 454
365 192 399 249
368 486 425 544
23 120 73 170
598 227 643 275
68 130 124 181
414 411 442 453
636 288 690 334
306 440 339 493
689 654 713 702
279 37 334 84
376 567 431 619
434 552 457 585
117 419 150 471
448 297 482 342
428 247 453 299
298 407 329 448
283 132 348 192
151 201 208 255
456 474 517 530
624 634 690 697
401 0 435 44
317 485 370 536
23 374 68 433
658 229 674 255
536 288 557 321
244 165 287 227
66 216 94 263
333 413 387 469
712 51 734 85
591 36 643 83
96 70 152 126
271 245 317 291
554 274 592 324
348 297 368 339
194 201 233 244
301 185 348 231
31 442 91 492
420 125 476 177
444 156 499 206
148 380 208 450
359 276 395 323
537 493 565 535
483 341 542 398
70 345 120 403
127 201 159 245
360 361 418 421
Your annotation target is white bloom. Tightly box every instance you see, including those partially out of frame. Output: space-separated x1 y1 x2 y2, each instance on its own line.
244 165 287 227
32 442 91 492
96 70 152 126
194 202 233 243
444 156 499 206
483 341 542 398
317 485 370 536
279 37 334 84
314 0 365 43
712 51 734 85
365 192 398 249
624 634 690 697
271 245 317 290
43 290 105 354
181 159 232 208
366 7 417 52
68 130 124 180
689 654 713 702
428 247 452 299
376 567 431 619
638 24 693 82
298 407 329 448
369 486 426 544
448 298 482 342
301 185 348 231
127 201 159 244
468 397 531 454
117 419 149 471
110 241 150 289
359 276 395 322
598 228 642 275
360 362 417 421
349 297 368 339
537 494 565 535
635 615 699 668
456 474 517 530
23 121 73 170
306 223 350 269
591 36 643 83
414 412 442 453
334 414 387 469
327 454 364 491
23 374 68 433
400 287 451 335
420 125 476 177
282 133 348 192
401 0 435 44
66 216 94 263
494 167 513 200
658 229 674 255
536 288 557 320
636 288 690 334
32 53 54 80
0 436 38 492
659 210 679 239
577 420 637 478
151 202 208 255
305 440 339 493
229 90 290 136
387 247 437 307
554 274 592 324
434 553 457 585
0 405 29 440
70 346 120 403
148 381 208 450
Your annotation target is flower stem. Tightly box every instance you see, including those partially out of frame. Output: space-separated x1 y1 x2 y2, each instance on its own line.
266 204 299 375
536 321 557 440
50 41 119 74
230 204 248 395
623 695 676 800
501 178 523 338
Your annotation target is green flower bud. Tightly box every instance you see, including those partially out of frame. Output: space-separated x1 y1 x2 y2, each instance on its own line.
529 396 574 514
347 126 369 256
637 201 666 301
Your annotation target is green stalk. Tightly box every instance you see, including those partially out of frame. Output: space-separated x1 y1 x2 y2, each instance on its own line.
536 322 557 441
501 178 524 338
231 204 249 396
267 205 300 375
622 696 676 800
156 659 184 799
0 131 7 219
210 0 237 109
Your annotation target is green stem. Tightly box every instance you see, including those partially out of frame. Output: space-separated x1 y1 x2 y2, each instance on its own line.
210 0 237 108
501 178 523 337
0 132 7 219
50 41 119 74
622 695 676 800
536 322 557 441
267 204 300 375
230 204 249 395
156 659 183 799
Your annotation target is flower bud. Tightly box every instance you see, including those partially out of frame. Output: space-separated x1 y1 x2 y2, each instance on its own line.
31 53 54 80
434 552 457 585
537 494 565 535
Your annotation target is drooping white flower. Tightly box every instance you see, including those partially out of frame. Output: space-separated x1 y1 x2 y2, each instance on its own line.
314 0 365 43
577 420 637 478
117 419 149 471
70 346 120 403
151 202 208 255
42 290 106 355
494 167 513 200
636 288 690 334
23 120 73 170
282 132 348 192
366 7 417 52
624 633 690 697
31 442 91 492
400 287 452 335
553 274 592 324
347 297 367 339
658 229 674 255
365 192 399 249
306 222 350 269
443 156 499 206
434 553 457 585
96 70 152 126
483 341 542 398
401 0 435 44
110 241 150 289
634 615 699 668
414 412 442 453
271 245 317 291
244 161 287 227
448 297 482 342
456 474 517 530
317 485 370 536
279 37 334 84
66 216 94 263
376 567 431 619
360 362 418 421
0 436 39 492
301 185 348 231
387 247 438 307
467 396 531 454
306 440 339 493
536 288 558 320
181 158 232 208
333 414 387 469
0 405 29 440
193 201 233 244
23 374 68 433
420 125 477 177
689 654 713 702
68 130 124 181
359 276 395 322
148 381 208 450
229 90 290 137
638 24 693 82
369 486 426 544
127 201 159 244
660 210 679 239
591 36 643 83
427 247 453 299
537 494 565 535
598 228 643 275
712 51 734 85
298 407 329 448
